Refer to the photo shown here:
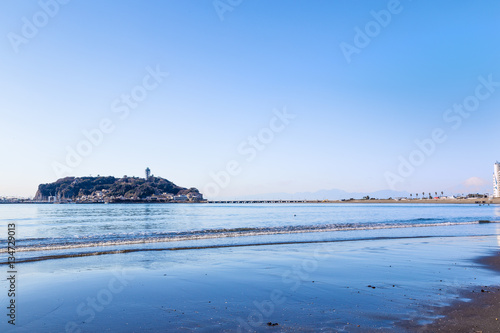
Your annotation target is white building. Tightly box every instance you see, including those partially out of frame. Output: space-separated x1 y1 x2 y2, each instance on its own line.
494 162 500 198
174 195 188 201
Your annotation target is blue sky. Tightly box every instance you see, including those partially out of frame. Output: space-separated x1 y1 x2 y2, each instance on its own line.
1 0 499 198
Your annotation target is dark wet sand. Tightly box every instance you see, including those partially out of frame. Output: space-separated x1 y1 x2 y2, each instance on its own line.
4 234 500 332
405 251 500 332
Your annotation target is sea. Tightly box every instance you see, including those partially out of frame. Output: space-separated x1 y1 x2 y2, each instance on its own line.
2 203 500 332
1 203 499 264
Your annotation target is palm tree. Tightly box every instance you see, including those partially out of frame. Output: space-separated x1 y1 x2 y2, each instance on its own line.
416 193 419 198
441 191 444 197
410 193 412 200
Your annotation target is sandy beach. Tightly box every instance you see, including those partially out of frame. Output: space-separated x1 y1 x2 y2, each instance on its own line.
402 251 500 332
2 225 500 332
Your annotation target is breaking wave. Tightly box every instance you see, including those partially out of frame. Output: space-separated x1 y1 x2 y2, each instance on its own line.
0 220 492 255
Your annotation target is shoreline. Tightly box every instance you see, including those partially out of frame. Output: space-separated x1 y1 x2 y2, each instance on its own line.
403 250 500 332
323 198 500 205
3 232 500 332
2 198 500 204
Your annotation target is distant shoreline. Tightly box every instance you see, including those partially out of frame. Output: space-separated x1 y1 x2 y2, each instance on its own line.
2 198 500 204
206 198 500 204
329 198 500 204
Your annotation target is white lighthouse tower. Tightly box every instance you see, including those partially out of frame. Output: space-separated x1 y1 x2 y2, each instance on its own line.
494 162 500 198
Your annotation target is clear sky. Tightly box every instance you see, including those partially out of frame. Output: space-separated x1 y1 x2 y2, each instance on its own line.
1 0 499 198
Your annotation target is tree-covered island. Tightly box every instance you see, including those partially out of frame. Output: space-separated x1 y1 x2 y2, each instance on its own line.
34 170 204 203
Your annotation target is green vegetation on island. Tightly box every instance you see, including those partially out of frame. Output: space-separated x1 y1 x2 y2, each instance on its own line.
34 175 203 203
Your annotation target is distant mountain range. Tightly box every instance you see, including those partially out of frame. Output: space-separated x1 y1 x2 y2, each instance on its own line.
217 189 411 201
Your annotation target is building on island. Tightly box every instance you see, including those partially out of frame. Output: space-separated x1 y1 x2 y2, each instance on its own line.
174 195 188 201
187 192 203 201
145 167 151 180
494 162 500 198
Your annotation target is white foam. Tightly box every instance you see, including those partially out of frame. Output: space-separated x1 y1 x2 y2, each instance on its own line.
0 220 491 254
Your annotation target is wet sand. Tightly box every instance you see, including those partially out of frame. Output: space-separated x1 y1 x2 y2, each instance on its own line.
402 251 500 332
2 230 500 332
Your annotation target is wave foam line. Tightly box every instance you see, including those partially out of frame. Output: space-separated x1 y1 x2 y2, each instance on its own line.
0 234 483 265
0 220 490 254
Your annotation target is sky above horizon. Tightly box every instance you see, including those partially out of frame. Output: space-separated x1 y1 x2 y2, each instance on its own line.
1 0 499 198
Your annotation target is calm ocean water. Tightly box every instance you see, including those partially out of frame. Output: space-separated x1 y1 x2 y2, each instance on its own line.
1 203 499 264
2 203 500 332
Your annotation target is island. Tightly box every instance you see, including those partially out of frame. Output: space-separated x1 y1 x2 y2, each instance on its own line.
34 170 204 203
